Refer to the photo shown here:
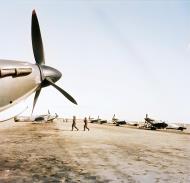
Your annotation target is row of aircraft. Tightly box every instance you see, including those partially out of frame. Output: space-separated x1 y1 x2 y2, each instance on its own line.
14 112 186 131
14 110 58 122
89 114 186 131
0 10 188 132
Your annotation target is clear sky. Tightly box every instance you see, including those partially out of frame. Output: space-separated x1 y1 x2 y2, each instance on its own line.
0 0 190 122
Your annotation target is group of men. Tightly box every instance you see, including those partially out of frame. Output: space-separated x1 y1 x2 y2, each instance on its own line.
71 116 90 131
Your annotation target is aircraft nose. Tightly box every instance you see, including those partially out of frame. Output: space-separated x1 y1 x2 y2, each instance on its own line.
41 65 62 83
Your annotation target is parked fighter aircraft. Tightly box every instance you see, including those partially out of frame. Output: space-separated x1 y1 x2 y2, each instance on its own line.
0 10 77 120
100 119 107 124
90 116 101 123
126 121 138 126
111 114 126 126
166 123 187 131
14 110 58 122
144 114 168 130
90 116 107 124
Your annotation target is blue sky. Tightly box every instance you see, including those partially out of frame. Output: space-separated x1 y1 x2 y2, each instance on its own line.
0 0 190 122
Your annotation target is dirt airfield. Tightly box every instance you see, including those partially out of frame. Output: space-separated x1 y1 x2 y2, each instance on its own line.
0 119 189 183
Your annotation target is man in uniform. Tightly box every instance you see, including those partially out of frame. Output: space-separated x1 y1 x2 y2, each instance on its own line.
72 116 79 131
84 117 89 131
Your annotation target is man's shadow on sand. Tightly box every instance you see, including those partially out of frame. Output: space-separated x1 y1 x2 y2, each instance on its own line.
54 128 83 131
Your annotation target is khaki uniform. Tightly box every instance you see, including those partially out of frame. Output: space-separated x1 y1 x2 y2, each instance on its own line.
84 117 89 131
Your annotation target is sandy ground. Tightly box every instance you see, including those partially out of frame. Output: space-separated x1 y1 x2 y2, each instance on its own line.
0 119 189 183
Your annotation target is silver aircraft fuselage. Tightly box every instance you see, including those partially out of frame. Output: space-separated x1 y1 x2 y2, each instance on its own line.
0 60 41 112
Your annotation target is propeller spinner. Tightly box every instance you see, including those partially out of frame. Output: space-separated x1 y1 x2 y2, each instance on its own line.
31 10 77 113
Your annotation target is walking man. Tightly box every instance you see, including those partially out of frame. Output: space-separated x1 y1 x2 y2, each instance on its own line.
84 117 89 131
72 116 79 131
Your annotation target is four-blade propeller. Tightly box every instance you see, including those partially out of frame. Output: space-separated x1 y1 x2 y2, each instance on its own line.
31 10 77 114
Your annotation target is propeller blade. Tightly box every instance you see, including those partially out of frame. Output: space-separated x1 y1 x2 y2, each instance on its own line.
45 78 77 105
32 87 41 114
31 10 45 65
